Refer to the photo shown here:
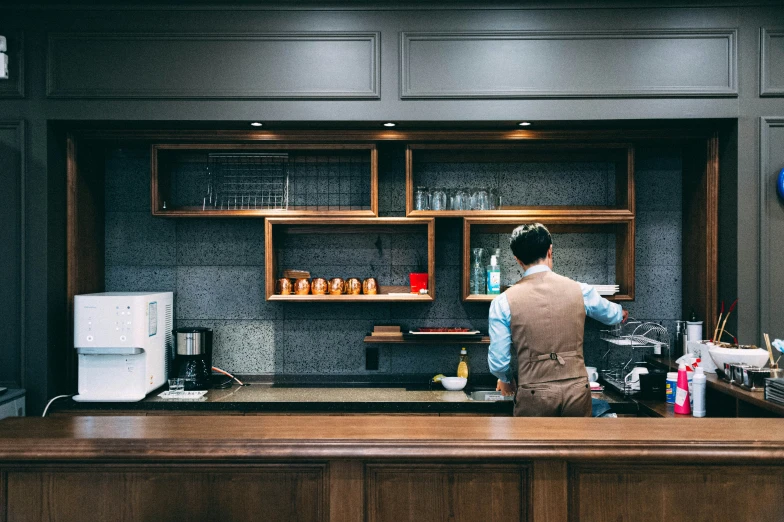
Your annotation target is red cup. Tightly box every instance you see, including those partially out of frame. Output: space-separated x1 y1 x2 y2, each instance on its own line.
409 273 429 294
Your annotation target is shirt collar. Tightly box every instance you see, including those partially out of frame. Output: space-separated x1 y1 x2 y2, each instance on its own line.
522 264 551 278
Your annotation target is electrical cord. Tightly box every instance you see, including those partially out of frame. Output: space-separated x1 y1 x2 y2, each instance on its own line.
212 367 248 387
42 395 73 418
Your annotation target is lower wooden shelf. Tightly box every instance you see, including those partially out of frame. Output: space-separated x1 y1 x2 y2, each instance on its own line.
364 336 490 344
464 293 630 302
269 293 433 302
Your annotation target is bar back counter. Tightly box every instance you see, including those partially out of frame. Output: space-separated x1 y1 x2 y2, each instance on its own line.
0 415 781 521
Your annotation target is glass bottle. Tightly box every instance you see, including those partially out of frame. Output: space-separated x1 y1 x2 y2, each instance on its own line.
470 248 486 294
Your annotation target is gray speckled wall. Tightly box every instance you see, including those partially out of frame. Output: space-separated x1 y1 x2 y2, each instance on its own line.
104 144 681 379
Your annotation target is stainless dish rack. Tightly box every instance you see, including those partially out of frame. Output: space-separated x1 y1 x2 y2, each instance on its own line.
599 319 670 396
204 152 289 211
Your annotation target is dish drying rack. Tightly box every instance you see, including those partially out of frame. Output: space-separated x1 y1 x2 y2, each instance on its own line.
204 152 289 211
599 318 670 396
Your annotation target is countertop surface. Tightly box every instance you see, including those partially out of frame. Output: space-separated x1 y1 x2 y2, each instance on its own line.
54 383 631 414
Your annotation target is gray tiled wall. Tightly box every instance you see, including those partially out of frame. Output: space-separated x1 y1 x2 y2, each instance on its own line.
103 145 682 379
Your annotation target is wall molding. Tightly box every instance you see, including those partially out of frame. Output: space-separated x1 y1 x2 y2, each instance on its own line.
400 29 738 99
0 120 25 388
760 28 784 97
0 30 25 99
47 32 380 99
759 117 784 338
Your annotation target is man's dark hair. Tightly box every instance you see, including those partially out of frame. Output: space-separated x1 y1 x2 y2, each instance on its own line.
509 223 552 265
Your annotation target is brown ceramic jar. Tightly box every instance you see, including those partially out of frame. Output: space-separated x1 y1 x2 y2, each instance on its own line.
328 278 345 295
275 278 292 295
293 278 311 295
362 277 378 295
311 278 328 295
345 278 362 295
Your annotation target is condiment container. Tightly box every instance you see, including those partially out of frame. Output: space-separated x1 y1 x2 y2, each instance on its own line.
329 278 345 295
665 372 677 404
345 278 362 295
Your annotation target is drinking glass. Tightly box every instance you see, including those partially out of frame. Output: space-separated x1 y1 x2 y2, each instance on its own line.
455 189 468 210
414 186 430 211
168 378 185 394
473 188 490 210
431 187 447 211
488 188 500 210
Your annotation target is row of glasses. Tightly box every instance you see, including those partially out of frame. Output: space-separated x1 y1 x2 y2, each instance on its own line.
414 186 501 211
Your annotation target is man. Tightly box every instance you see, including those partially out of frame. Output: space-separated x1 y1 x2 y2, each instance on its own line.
488 223 628 417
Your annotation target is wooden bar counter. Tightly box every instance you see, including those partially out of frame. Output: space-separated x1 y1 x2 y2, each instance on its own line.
0 416 782 521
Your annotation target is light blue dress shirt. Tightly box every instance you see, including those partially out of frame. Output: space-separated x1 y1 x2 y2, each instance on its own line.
488 265 623 383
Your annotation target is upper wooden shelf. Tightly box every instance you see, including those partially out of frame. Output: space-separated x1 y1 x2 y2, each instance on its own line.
405 143 635 218
151 143 378 218
264 217 435 302
461 216 635 302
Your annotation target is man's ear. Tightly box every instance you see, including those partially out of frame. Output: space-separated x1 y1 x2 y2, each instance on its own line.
547 245 553 259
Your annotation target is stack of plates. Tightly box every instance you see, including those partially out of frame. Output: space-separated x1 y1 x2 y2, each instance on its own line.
592 284 620 296
765 378 784 406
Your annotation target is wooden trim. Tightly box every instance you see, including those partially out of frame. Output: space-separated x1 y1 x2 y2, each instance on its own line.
401 29 737 99
462 216 635 302
405 143 635 217
47 32 379 100
760 118 784 341
151 143 379 218
760 28 784 97
329 461 363 522
532 461 568 522
265 217 435 302
70 128 721 144
363 336 490 344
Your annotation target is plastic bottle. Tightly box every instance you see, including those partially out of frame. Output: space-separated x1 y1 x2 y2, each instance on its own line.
674 363 691 415
665 372 677 404
486 255 501 295
457 348 469 380
692 366 706 417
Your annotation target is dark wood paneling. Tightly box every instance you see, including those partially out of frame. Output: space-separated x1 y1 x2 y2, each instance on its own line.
366 463 528 522
682 135 719 338
401 29 737 99
5 465 327 522
0 30 24 98
532 461 568 522
0 120 24 388
47 32 379 99
760 118 784 340
760 28 784 96
571 465 784 522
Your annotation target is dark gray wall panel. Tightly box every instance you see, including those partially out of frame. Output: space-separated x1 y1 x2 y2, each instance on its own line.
760 28 784 96
0 30 24 99
47 32 379 99
0 120 24 387
401 30 737 99
760 117 784 339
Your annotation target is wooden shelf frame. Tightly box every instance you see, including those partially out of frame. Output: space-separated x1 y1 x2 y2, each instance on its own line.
405 142 635 218
363 336 490 345
151 142 379 218
461 216 635 302
264 217 435 302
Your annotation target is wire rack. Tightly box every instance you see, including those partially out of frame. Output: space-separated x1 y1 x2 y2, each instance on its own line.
287 153 371 211
599 319 670 396
205 153 289 211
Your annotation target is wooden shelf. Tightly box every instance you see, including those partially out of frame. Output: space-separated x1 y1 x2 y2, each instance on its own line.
461 216 634 302
264 217 435 302
364 336 490 344
151 142 378 218
405 142 634 218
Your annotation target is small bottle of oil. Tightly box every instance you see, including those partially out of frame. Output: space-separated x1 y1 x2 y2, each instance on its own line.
457 347 469 380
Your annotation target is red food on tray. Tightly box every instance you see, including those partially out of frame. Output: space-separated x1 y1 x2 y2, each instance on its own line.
417 327 472 332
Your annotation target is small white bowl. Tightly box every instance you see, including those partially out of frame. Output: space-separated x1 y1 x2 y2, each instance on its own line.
440 377 467 391
708 346 770 369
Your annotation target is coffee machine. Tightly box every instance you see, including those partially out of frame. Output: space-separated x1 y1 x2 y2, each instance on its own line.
173 327 213 390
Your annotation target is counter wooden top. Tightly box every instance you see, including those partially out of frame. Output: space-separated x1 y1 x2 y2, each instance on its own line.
0 416 782 463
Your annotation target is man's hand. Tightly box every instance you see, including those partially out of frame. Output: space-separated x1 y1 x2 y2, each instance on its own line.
497 379 516 397
622 309 629 323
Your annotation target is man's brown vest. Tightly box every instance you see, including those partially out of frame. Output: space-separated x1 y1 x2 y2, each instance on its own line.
505 270 586 385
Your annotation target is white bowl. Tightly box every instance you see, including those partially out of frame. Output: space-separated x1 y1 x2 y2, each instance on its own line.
708 346 770 369
440 377 467 391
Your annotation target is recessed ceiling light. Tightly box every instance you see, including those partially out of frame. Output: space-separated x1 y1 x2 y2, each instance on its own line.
250 122 263 127
518 122 532 127
382 122 396 127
